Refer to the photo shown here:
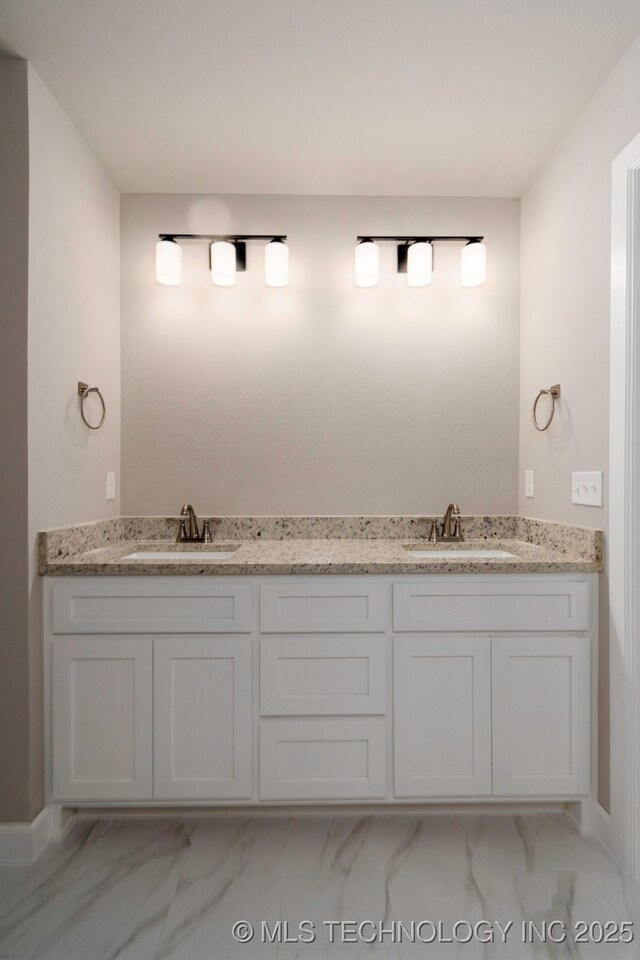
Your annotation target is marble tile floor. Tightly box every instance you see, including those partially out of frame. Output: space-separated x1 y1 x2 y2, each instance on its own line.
1 813 639 960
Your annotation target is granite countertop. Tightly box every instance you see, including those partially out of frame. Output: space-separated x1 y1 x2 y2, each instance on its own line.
40 536 601 576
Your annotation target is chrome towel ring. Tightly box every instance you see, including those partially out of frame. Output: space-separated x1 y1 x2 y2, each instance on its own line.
533 383 561 432
78 381 106 430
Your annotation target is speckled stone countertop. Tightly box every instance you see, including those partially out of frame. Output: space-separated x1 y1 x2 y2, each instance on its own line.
39 516 603 575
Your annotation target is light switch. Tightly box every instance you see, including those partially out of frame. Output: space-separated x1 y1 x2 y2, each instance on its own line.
525 470 535 499
571 471 603 507
106 471 116 501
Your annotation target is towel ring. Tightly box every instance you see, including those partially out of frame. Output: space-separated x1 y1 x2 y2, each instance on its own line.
78 381 106 430
533 383 561 432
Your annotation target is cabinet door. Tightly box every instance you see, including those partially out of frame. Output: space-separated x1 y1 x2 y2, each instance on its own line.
393 636 492 797
154 637 252 799
492 635 590 796
52 637 153 801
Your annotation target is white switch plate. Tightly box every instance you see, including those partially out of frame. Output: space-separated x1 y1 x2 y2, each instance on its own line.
572 471 603 507
525 470 535 499
106 471 116 501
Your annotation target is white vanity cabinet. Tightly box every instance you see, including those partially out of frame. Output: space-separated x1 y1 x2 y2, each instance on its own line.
491 634 591 796
393 635 492 797
393 633 590 799
45 573 596 809
52 636 153 801
258 635 387 799
51 635 253 802
153 637 253 800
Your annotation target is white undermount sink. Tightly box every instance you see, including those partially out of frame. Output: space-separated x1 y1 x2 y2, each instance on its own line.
122 550 237 561
405 548 518 559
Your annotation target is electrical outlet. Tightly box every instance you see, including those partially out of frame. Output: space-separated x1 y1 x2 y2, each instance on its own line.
106 471 116 501
525 470 535 499
571 471 603 507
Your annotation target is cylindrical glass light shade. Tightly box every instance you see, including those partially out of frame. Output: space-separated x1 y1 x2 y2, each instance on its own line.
460 241 486 287
264 239 289 287
211 240 236 286
354 240 379 287
155 239 181 286
407 241 433 287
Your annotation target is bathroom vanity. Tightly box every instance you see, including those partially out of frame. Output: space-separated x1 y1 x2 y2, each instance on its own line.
41 521 600 814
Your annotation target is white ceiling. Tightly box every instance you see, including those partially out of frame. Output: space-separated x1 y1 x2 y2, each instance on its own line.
1 0 639 196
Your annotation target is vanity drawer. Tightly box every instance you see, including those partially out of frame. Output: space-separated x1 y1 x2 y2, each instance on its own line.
260 636 386 715
259 717 386 800
393 577 589 633
51 577 253 634
260 580 387 633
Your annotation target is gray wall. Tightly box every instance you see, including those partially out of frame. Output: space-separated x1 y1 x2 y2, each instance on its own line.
27 66 121 534
0 60 33 822
24 67 121 827
0 63 121 824
519 33 640 813
121 195 520 517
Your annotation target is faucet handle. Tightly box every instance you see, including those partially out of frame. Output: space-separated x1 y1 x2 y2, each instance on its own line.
202 519 213 543
175 516 188 543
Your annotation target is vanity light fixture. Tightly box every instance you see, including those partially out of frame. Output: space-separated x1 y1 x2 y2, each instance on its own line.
211 239 237 286
460 239 487 287
355 235 486 287
155 237 182 286
354 239 380 287
406 241 433 287
264 238 289 287
155 234 288 287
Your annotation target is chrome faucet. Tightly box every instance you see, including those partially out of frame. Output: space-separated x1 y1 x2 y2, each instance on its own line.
175 504 212 543
428 503 464 543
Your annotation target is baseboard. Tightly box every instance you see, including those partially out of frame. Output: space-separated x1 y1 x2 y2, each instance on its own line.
0 807 51 864
72 800 566 820
0 801 616 869
592 801 628 873
563 800 596 836
49 804 78 840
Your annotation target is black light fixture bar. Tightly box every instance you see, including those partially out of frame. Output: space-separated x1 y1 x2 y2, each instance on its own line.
356 235 484 275
356 235 483 243
159 234 287 274
158 234 287 241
